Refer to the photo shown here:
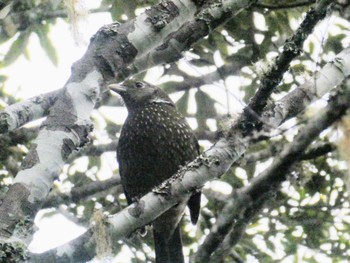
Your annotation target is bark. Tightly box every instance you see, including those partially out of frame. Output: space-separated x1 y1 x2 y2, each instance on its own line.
1 1 253 261
231 0 334 136
0 0 204 243
198 77 350 262
28 1 340 260
127 0 257 80
0 0 340 262
264 46 350 127
0 1 256 131
0 89 61 133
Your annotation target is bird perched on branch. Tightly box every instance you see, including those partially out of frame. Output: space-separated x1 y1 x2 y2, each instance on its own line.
110 80 201 263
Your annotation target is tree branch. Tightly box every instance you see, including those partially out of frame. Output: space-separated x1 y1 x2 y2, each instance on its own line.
242 141 335 165
264 46 350 127
22 1 339 261
42 176 121 209
0 89 61 133
254 0 316 10
0 0 204 244
233 0 334 136
122 0 257 81
194 77 350 262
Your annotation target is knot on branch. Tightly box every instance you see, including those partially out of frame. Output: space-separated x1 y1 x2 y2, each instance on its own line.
153 175 179 197
60 121 94 161
283 40 302 55
145 1 180 32
84 84 100 102
128 199 146 218
0 112 11 133
92 22 138 80
70 121 94 147
0 241 28 262
190 155 221 169
13 215 34 239
21 144 39 170
93 22 121 37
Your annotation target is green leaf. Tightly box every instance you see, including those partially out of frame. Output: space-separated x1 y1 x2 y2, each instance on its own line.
324 34 346 54
34 24 58 66
1 31 30 67
111 0 137 20
195 89 216 130
189 58 213 67
176 90 189 115
308 41 314 54
83 200 95 218
0 75 7 82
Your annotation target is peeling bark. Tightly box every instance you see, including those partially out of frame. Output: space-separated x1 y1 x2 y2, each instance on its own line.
0 0 344 261
264 46 350 127
0 89 61 133
0 0 207 245
194 77 350 263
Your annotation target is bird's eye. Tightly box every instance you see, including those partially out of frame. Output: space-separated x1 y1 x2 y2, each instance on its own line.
135 82 144 88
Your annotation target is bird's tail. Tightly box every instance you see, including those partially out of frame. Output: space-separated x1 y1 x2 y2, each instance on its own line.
153 224 184 263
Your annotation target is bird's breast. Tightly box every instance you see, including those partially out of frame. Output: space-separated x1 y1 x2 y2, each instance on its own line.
117 103 198 198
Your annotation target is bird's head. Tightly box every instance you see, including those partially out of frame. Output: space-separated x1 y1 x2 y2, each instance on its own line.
109 80 174 111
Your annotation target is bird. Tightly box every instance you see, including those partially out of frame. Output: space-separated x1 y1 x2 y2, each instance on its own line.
110 80 201 263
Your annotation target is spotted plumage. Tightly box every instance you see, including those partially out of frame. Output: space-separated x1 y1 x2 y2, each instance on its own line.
110 80 201 263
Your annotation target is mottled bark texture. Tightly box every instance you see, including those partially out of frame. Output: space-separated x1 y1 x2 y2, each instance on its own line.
0 0 205 250
0 0 340 262
232 0 334 136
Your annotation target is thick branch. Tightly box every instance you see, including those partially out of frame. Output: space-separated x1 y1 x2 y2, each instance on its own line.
0 0 254 130
123 0 257 80
0 89 61 133
24 1 340 261
0 0 204 243
50 137 330 211
264 46 350 127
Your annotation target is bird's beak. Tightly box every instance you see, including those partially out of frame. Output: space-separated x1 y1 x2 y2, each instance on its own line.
109 84 128 94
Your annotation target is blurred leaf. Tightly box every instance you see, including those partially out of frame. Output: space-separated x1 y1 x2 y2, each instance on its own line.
266 239 275 250
0 75 7 82
283 237 297 255
304 175 326 194
68 171 94 187
324 34 346 54
88 156 102 170
23 47 30 60
83 200 95 218
335 23 350 32
111 0 137 20
308 41 314 54
1 31 30 67
243 79 258 103
100 0 112 7
292 63 306 74
34 24 58 66
224 12 251 42
190 58 213 67
278 82 292 92
176 90 189 115
195 89 216 130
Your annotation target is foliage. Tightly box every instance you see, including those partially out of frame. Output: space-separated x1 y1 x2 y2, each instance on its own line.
0 0 350 262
